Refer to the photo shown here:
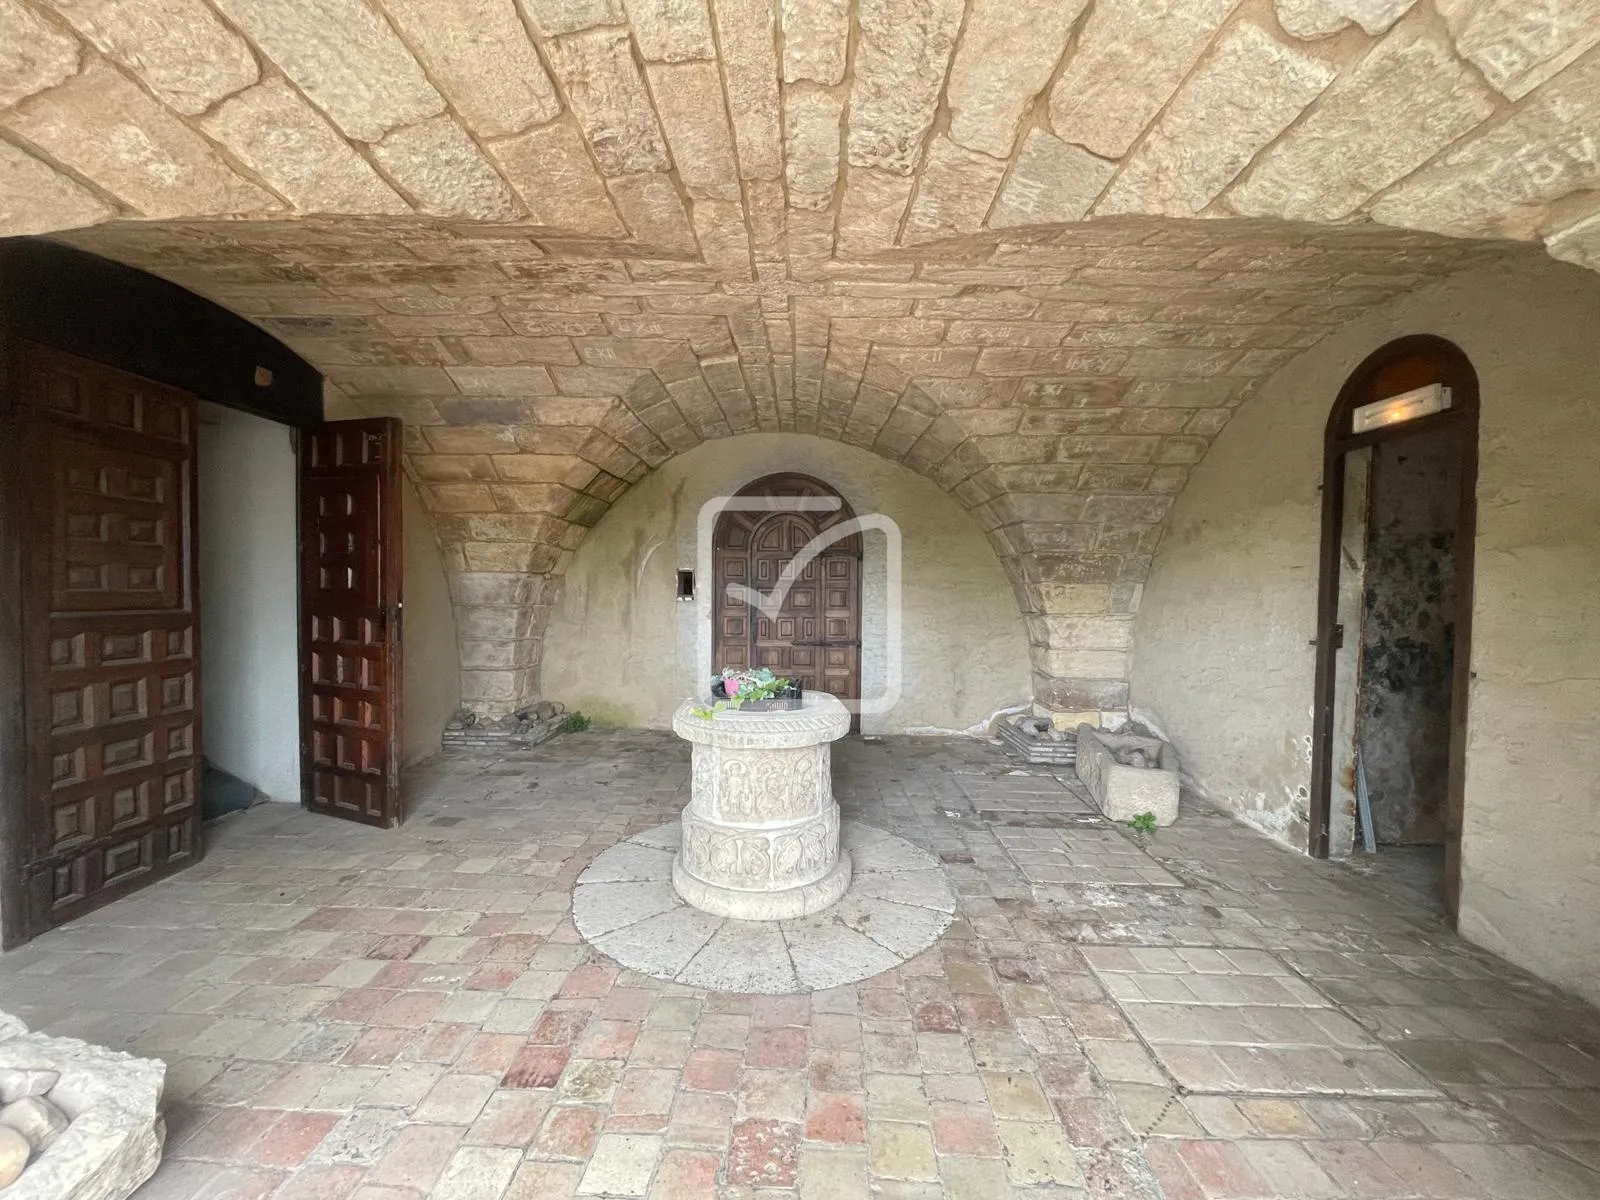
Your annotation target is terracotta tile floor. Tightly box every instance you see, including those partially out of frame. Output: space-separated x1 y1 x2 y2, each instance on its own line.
3 732 1599 1199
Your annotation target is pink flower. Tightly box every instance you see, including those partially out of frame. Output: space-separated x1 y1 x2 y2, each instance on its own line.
725 676 741 696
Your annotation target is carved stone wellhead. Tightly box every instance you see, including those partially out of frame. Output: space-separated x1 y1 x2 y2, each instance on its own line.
670 693 853 919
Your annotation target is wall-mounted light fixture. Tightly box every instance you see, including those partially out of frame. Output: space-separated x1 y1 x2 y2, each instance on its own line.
1351 383 1451 434
676 569 695 601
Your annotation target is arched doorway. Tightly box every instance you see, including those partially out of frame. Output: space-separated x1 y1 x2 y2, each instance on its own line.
1310 335 1479 919
712 474 862 711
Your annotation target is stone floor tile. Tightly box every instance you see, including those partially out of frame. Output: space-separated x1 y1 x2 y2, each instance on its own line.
505 1160 584 1200
726 1118 802 1188
995 1120 1086 1188
575 1133 663 1196
797 1143 870 1199
431 1145 523 1200
413 1074 497 1124
645 1148 719 1199
939 1155 1017 1200
367 1123 466 1190
868 1120 939 1182
805 1091 866 1143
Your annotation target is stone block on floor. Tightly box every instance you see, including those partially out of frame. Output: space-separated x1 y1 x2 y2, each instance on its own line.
1075 724 1180 825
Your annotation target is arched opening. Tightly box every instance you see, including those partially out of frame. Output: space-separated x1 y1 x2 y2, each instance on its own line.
1309 335 1479 919
712 473 864 717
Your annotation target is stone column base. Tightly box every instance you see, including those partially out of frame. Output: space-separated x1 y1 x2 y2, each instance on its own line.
672 851 852 920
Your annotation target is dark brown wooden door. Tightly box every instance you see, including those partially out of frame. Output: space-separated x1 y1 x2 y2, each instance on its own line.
9 344 202 941
713 474 861 706
300 418 403 827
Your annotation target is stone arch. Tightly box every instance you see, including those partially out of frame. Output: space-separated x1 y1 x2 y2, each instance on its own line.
539 429 1034 732
32 214 1546 720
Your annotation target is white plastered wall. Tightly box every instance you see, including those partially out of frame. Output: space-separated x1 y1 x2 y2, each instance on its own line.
542 433 1032 734
197 402 300 801
1130 256 1600 1006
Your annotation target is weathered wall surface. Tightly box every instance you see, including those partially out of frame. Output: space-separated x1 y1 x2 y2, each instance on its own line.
542 433 1031 734
1359 428 1461 845
1131 257 1600 1005
401 476 461 765
197 402 299 802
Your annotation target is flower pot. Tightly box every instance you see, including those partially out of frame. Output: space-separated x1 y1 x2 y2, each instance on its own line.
710 678 803 711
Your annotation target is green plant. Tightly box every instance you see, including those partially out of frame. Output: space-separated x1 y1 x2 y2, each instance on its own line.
690 668 795 719
559 711 591 734
1128 811 1158 835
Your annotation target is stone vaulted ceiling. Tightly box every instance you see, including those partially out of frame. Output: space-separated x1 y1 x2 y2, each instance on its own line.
2 0 1598 716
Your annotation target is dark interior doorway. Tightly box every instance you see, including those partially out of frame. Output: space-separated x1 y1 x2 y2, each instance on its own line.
1310 336 1479 920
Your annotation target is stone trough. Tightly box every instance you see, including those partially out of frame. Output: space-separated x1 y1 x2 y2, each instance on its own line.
0 1013 165 1200
1075 724 1181 827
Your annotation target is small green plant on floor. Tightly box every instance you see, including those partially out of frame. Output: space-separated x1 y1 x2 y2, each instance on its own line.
1129 811 1158 835
559 711 592 734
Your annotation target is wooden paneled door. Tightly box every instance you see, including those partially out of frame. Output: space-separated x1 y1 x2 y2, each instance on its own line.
6 344 203 942
300 418 404 828
713 474 861 711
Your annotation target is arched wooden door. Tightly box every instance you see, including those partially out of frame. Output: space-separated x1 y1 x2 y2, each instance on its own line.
713 474 861 706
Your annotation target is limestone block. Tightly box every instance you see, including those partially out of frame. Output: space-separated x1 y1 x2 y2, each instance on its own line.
1370 51 1600 238
210 0 443 142
1049 0 1236 159
371 116 520 219
0 0 80 110
781 0 849 85
1275 0 1416 39
0 141 113 237
1075 725 1180 825
488 118 627 237
1547 208 1600 271
379 0 559 136
846 0 964 175
2 57 274 217
1 1096 69 1152
989 130 1117 228
647 61 740 201
784 85 844 211
607 171 696 251
1435 0 1600 99
0 1127 25 1188
837 167 914 254
687 199 749 272
904 136 1007 243
1228 23 1493 223
546 29 669 176
946 0 1087 158
0 1024 166 1200
0 1070 57 1104
711 0 782 179
624 0 714 62
40 0 257 114
519 0 623 36
201 80 408 214
1097 22 1336 217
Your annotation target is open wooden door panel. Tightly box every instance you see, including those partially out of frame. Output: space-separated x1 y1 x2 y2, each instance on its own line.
7 344 203 943
300 418 403 827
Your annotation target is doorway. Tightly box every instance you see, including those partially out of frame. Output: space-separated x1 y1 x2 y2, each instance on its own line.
712 473 862 710
1310 336 1478 919
197 402 300 817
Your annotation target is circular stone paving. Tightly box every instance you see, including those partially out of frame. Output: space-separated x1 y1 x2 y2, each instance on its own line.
573 820 957 993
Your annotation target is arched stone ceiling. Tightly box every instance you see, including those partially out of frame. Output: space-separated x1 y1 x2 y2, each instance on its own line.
4 0 1597 716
